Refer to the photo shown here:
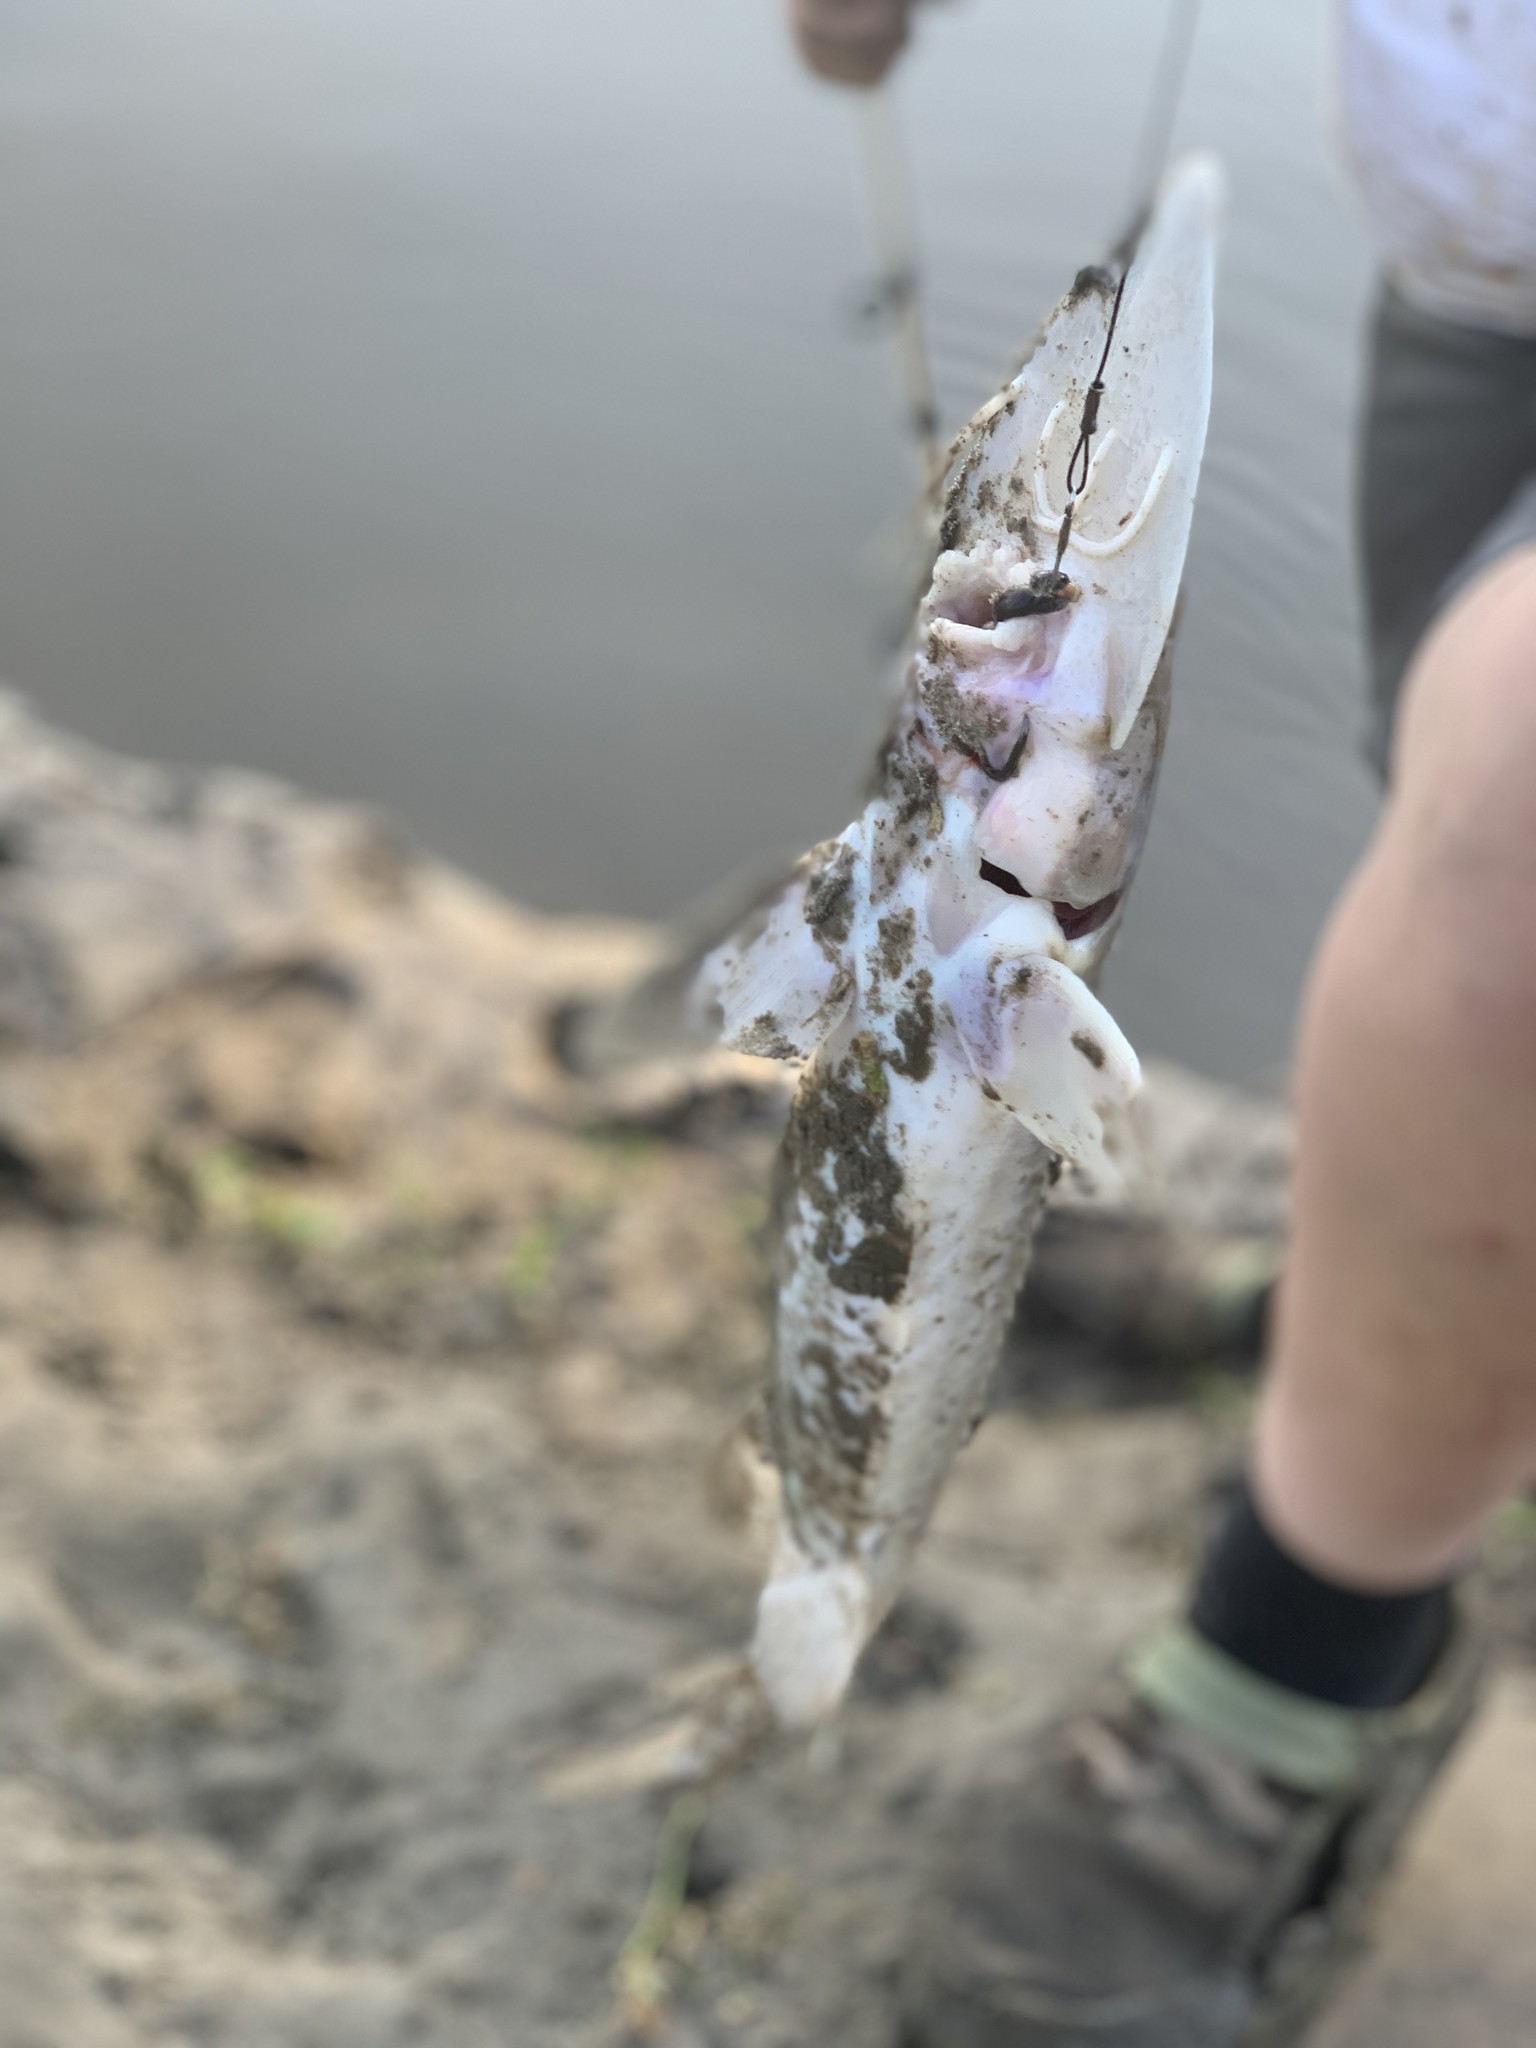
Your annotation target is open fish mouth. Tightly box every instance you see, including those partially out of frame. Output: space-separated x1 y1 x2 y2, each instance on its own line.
978 857 1122 941
925 547 1076 663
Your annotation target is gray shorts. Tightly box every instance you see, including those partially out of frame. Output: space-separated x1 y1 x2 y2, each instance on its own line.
1360 287 1536 777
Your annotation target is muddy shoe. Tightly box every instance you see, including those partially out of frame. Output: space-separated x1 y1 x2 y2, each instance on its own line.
900 1602 1487 2048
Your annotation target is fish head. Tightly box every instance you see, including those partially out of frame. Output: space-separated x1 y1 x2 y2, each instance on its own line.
904 154 1221 968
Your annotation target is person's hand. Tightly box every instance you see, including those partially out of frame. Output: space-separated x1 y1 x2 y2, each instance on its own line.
791 0 916 86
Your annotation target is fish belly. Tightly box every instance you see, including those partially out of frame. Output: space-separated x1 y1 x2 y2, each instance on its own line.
751 1043 1053 1725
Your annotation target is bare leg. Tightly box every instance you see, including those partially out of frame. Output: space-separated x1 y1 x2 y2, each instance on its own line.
1255 546 1536 1589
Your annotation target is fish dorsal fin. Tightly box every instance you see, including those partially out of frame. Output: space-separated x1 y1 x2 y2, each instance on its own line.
690 835 857 1060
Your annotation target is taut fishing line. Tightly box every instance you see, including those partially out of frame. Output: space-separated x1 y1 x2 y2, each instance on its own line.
853 0 1205 512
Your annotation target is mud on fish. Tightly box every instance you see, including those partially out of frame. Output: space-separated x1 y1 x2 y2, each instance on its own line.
559 155 1221 1788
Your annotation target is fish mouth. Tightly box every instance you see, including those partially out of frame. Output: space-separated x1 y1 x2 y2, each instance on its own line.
925 551 1078 662
979 858 1121 941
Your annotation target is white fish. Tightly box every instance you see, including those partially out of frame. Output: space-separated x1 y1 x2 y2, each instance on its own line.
559 156 1220 1790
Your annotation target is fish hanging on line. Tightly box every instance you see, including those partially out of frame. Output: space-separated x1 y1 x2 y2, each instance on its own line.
554 153 1221 1791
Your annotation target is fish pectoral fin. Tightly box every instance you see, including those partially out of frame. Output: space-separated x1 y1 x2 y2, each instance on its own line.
690 835 856 1061
942 948 1140 1178
556 843 855 1076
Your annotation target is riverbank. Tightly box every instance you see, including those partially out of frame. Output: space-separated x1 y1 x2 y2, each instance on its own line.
0 695 1530 2048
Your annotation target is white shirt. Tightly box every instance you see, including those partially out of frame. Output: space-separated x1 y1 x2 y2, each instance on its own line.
1339 0 1536 334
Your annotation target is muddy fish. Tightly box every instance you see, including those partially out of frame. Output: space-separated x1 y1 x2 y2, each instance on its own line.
564 157 1219 1786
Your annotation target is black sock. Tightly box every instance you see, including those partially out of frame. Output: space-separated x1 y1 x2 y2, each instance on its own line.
1189 1479 1452 1710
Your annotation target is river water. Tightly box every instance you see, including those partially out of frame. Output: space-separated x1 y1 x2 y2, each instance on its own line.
0 0 1381 1081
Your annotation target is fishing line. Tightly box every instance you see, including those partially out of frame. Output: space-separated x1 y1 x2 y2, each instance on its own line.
1053 0 1203 576
851 0 1204 564
1051 263 1130 576
853 85 942 490
1123 0 1205 241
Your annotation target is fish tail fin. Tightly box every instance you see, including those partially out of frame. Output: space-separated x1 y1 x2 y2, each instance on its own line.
750 1553 874 1729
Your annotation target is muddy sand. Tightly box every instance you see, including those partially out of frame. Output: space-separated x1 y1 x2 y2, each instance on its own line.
0 693 1532 2048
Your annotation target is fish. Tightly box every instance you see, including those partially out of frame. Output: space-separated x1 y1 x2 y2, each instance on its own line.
555 155 1220 1791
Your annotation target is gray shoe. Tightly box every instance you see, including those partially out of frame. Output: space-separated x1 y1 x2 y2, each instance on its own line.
900 1602 1487 2048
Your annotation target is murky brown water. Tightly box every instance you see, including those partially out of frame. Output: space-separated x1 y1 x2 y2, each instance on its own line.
0 0 1382 1080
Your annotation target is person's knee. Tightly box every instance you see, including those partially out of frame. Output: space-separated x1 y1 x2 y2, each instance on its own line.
1377 547 1536 1056
1393 545 1536 856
